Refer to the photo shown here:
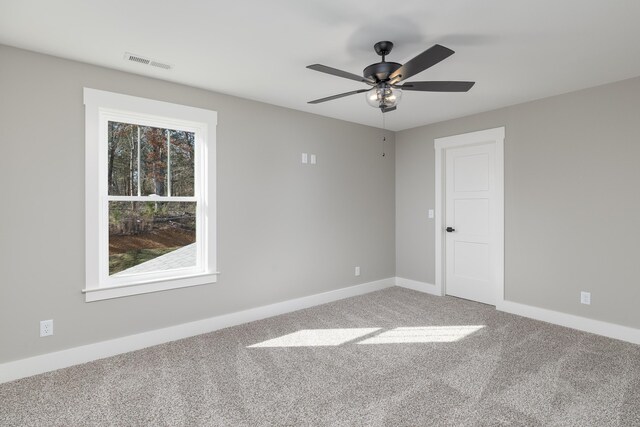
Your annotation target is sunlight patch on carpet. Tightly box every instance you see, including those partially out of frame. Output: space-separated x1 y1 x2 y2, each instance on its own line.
248 328 381 348
357 325 485 344
248 325 485 348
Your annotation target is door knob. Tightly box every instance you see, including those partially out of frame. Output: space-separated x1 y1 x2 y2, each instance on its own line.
446 227 455 232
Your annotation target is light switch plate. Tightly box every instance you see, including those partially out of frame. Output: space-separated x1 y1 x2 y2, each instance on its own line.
301 153 308 164
310 154 316 165
580 291 591 305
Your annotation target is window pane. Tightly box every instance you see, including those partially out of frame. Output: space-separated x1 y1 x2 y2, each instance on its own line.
169 130 195 196
109 201 196 276
140 126 168 196
108 122 138 196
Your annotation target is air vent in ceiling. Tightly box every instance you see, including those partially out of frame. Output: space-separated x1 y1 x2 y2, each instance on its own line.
149 61 171 70
124 52 171 70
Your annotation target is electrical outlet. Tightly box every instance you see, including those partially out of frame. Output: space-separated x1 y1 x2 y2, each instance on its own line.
580 291 591 305
355 266 360 276
40 319 53 337
428 209 434 219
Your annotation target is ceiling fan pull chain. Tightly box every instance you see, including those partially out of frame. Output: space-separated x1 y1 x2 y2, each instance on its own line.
381 113 386 157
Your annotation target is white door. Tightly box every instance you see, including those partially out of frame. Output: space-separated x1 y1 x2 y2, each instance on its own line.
444 143 497 305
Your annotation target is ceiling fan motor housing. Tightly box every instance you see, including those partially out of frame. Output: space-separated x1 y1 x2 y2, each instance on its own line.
363 61 402 83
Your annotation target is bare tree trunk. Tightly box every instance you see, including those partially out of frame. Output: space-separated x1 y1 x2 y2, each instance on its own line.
129 128 135 196
108 136 116 193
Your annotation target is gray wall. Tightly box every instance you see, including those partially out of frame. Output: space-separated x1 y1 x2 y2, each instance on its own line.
0 45 395 363
396 76 640 328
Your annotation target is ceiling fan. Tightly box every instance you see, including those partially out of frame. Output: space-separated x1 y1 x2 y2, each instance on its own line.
307 41 475 113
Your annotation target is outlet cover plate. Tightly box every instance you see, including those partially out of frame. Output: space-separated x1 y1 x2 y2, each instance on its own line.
40 319 53 337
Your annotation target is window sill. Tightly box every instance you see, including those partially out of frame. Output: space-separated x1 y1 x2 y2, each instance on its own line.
83 272 219 302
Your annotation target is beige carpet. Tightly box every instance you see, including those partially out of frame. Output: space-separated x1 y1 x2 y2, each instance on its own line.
1 287 639 426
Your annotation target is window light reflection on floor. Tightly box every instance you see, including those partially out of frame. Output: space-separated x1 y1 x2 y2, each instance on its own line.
248 328 382 348
357 325 485 344
248 325 485 348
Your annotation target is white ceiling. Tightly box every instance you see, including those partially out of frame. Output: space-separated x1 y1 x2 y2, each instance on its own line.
2 0 640 131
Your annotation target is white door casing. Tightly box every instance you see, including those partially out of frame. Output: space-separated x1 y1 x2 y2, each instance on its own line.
434 127 504 306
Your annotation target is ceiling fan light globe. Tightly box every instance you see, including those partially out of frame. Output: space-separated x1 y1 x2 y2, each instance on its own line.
384 88 402 107
366 86 402 109
365 87 380 107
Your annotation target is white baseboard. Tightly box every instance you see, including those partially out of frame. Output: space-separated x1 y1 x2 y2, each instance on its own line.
497 300 640 345
0 278 395 384
5 277 637 384
394 277 640 345
395 277 440 296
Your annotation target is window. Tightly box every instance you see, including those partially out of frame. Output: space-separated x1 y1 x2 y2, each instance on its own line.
83 88 217 301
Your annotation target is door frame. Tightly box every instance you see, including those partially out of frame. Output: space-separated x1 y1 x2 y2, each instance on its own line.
434 127 505 305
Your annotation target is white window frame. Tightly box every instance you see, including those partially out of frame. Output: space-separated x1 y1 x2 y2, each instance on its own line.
83 88 217 302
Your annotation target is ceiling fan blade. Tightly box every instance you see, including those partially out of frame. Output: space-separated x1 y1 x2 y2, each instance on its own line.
381 106 397 113
308 89 369 104
399 81 475 92
307 64 374 84
389 44 455 83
